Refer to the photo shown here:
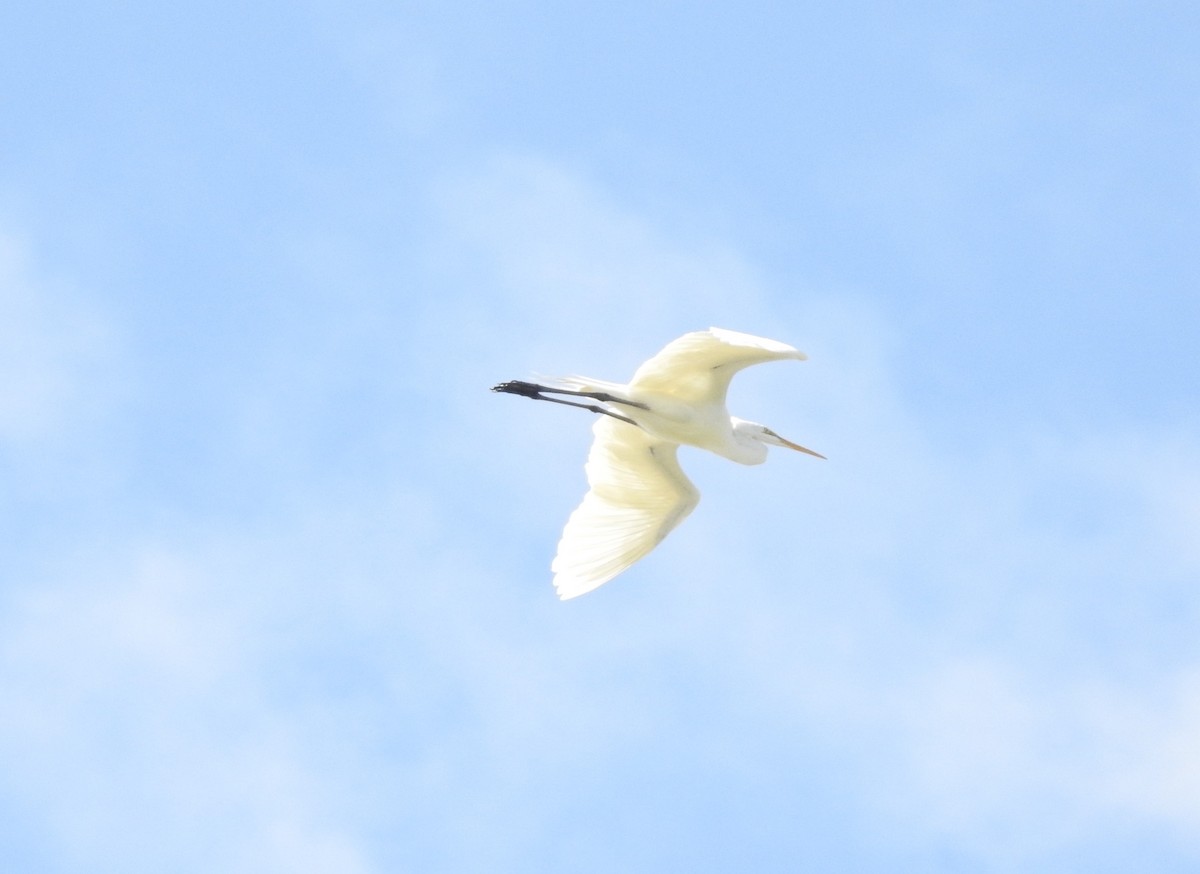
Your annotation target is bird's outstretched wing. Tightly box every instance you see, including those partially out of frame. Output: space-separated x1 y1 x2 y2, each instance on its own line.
552 417 700 599
628 327 806 407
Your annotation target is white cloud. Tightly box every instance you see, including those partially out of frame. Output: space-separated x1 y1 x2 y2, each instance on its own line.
0 232 118 445
429 154 782 366
0 545 380 874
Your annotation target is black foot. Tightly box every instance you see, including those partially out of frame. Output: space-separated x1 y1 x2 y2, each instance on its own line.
491 380 543 399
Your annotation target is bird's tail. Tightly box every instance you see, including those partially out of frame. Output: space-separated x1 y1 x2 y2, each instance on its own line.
534 374 629 396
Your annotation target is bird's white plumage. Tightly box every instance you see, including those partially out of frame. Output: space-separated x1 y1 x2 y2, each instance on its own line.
552 415 700 599
627 326 807 407
500 327 819 599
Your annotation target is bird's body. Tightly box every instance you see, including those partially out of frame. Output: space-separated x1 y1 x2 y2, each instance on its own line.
493 327 823 599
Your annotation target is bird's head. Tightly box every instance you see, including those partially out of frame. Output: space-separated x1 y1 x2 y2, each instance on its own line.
731 418 825 462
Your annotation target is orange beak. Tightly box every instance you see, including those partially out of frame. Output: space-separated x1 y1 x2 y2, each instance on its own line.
778 436 826 459
763 427 826 459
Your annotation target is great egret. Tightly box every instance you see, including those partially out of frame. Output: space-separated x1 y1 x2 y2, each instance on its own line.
493 327 823 599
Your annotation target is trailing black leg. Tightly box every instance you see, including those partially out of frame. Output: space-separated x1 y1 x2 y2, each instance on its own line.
492 380 639 426
491 380 648 409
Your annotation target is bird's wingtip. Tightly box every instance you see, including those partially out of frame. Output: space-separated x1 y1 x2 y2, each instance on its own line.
553 581 586 601
706 326 808 359
552 573 607 601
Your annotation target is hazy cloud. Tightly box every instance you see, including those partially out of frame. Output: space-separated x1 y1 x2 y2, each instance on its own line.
0 232 118 446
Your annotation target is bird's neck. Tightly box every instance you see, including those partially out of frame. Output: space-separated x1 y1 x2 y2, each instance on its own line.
719 419 769 465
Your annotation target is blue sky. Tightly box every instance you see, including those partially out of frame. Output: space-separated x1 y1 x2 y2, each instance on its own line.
2 1 1199 871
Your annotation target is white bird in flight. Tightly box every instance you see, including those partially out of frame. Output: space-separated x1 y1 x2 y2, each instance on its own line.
493 327 824 599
